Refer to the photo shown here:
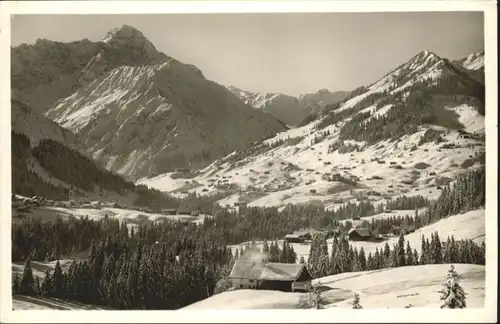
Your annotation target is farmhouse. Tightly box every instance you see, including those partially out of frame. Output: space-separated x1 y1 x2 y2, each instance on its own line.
348 227 374 241
391 225 415 236
228 260 313 293
284 234 305 243
162 208 177 215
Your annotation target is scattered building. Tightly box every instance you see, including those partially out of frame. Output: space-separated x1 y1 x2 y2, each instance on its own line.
391 225 415 236
284 234 305 243
228 260 313 293
162 208 177 215
348 228 374 241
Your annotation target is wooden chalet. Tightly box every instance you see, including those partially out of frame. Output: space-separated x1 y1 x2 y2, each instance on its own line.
162 208 177 215
284 234 305 243
391 225 415 236
228 260 313 293
348 227 374 241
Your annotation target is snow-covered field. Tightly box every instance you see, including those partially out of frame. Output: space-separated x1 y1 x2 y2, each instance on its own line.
183 263 485 309
229 208 484 263
139 123 483 212
14 205 211 229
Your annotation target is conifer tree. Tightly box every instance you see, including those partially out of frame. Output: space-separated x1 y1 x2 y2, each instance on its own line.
431 232 443 264
12 274 21 295
53 260 65 297
358 247 367 271
406 241 414 266
413 249 419 267
351 293 363 309
41 270 53 297
20 258 35 296
439 265 466 308
397 232 406 266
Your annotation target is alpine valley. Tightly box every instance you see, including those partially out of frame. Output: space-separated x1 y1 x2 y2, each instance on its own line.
11 25 486 311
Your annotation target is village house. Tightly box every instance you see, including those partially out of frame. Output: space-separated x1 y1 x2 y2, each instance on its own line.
348 227 374 241
284 233 305 243
161 208 177 215
228 260 313 293
390 225 415 236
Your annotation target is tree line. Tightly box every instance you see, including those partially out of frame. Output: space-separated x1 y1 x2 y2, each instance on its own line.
306 231 485 279
12 166 483 264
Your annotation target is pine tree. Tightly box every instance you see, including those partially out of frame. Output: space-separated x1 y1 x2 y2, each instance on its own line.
413 249 419 267
439 265 466 308
20 258 35 296
449 236 459 263
431 232 443 264
397 232 406 266
53 260 65 297
41 270 53 297
358 247 367 271
351 293 363 309
383 242 391 267
405 241 414 266
12 274 21 294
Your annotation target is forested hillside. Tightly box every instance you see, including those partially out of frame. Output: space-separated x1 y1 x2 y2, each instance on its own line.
12 167 485 309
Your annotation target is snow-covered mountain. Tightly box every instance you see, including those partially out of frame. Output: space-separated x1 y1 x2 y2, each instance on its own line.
456 50 484 71
451 50 485 85
227 86 349 126
140 49 485 212
12 25 287 180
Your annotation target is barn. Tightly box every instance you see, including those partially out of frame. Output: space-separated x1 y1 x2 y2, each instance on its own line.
161 208 177 215
284 234 305 243
228 260 313 293
348 227 374 241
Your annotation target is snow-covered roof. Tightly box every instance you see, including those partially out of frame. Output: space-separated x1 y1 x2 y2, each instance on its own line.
348 228 373 237
229 260 311 281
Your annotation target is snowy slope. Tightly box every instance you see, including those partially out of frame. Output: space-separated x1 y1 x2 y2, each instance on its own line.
140 50 484 216
228 208 484 263
183 264 485 309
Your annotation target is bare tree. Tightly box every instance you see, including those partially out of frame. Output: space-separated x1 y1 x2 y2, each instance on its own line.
297 281 328 309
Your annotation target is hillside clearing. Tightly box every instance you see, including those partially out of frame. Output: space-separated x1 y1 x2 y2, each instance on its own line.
230 208 484 263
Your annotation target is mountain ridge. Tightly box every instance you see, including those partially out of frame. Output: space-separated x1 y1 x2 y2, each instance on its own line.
226 85 349 126
14 26 287 179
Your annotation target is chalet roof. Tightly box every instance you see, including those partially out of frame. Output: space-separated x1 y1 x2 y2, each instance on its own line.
229 260 310 281
260 263 308 281
348 228 372 237
285 234 301 239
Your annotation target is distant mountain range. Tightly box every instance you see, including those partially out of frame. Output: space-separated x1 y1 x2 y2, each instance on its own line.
226 86 350 126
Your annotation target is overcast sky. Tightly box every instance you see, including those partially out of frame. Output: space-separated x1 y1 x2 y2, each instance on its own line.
11 12 484 96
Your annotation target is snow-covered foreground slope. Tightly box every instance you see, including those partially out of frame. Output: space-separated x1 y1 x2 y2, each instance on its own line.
320 263 485 308
229 208 484 263
182 289 303 310
12 295 107 310
183 264 484 309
